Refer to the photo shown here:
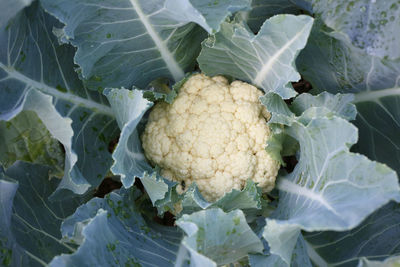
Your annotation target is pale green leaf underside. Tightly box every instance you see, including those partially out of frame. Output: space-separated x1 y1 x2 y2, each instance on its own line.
52 188 263 267
261 92 400 230
260 92 400 266
198 14 313 99
249 233 312 267
295 16 400 267
296 21 400 175
103 88 153 188
177 208 263 265
103 88 171 205
180 180 263 216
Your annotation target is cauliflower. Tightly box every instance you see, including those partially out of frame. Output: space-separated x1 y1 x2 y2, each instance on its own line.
141 74 279 202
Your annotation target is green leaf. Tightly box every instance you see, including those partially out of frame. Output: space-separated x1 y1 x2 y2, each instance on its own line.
180 184 211 214
263 221 301 265
249 233 312 267
358 255 400 267
143 73 193 104
0 3 119 199
0 162 83 266
297 20 400 176
102 88 153 191
309 0 400 60
103 87 183 214
143 77 178 104
290 92 357 121
259 92 400 265
49 187 184 267
187 0 252 33
176 208 264 265
103 88 172 201
180 180 264 217
304 201 400 266
0 0 33 28
40 0 251 90
213 180 262 212
0 111 64 177
242 0 312 33
296 17 400 267
265 128 299 166
264 94 400 229
297 21 400 94
198 14 314 98
102 87 153 187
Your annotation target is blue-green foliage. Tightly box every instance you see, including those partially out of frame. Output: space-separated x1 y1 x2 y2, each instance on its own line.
1 0 400 266
0 2 119 199
0 162 83 266
49 187 183 267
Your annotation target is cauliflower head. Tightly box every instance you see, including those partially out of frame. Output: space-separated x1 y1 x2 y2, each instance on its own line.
141 74 279 202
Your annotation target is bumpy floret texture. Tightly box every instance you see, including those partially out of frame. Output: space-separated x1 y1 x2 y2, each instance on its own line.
141 74 279 202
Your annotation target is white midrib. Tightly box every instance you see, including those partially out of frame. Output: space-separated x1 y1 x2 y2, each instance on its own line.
1 63 114 117
305 240 329 267
174 244 189 267
353 87 400 103
254 24 309 86
129 0 184 81
277 178 340 217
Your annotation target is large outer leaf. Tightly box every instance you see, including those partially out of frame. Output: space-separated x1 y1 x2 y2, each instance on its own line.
309 0 400 60
176 208 264 265
0 162 83 267
305 202 400 267
198 14 313 99
49 188 184 267
296 19 400 267
0 3 119 199
40 0 251 90
259 92 400 265
53 188 255 267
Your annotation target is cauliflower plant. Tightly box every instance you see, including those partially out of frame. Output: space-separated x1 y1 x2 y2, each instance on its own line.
141 74 279 202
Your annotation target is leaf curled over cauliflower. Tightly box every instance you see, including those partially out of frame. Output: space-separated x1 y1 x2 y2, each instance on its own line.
141 74 279 202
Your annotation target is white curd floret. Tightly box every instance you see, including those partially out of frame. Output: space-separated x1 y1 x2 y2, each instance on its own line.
141 74 280 202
